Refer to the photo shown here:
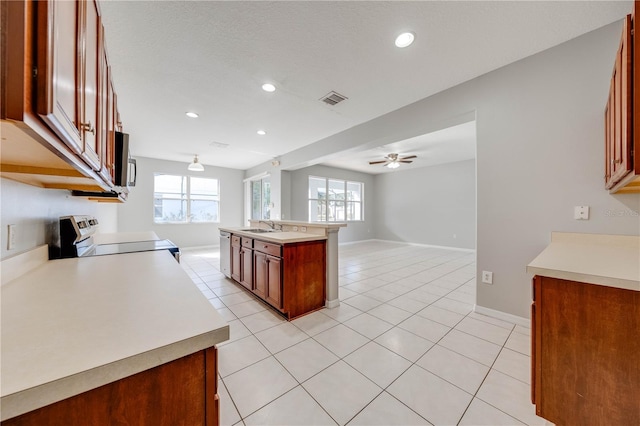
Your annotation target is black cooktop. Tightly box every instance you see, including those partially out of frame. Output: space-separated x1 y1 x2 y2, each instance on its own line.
84 239 179 257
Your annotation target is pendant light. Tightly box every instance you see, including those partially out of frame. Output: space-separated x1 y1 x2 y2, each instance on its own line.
188 154 204 172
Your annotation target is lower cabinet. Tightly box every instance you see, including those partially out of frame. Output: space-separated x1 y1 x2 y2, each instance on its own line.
531 276 640 425
231 236 253 290
254 243 282 309
1 347 220 426
230 235 325 319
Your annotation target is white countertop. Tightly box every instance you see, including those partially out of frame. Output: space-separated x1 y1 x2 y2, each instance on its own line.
220 227 328 244
1 250 229 421
527 232 640 291
248 220 347 230
92 230 160 245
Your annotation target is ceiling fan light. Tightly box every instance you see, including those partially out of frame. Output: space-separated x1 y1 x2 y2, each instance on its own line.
188 154 205 172
386 162 400 169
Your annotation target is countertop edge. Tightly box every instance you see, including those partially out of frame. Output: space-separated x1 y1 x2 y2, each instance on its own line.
526 265 640 292
0 327 229 421
219 227 327 243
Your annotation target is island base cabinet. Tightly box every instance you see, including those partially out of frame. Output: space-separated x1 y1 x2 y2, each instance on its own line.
2 347 220 426
532 276 640 426
230 236 325 320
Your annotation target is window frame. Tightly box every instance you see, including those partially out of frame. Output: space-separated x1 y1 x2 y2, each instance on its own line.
308 176 364 223
153 173 220 224
250 175 272 220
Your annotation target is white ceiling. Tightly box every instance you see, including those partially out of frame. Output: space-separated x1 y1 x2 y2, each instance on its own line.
99 1 630 172
322 120 476 174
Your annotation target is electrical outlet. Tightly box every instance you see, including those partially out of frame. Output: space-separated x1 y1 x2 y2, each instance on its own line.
8 224 17 250
574 206 589 220
482 270 493 284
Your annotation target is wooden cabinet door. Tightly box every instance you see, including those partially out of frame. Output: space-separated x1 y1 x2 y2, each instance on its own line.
606 15 633 189
36 0 83 154
253 251 267 299
534 276 640 425
240 248 253 290
97 25 112 185
266 255 282 309
103 72 116 183
78 0 101 171
231 244 241 282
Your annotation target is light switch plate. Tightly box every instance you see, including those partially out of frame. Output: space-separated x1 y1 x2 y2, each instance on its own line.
574 206 589 220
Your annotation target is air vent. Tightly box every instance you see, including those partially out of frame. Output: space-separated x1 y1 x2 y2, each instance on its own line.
320 91 348 106
209 141 229 149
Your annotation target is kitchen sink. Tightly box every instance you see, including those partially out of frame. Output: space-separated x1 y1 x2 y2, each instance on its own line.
241 228 278 233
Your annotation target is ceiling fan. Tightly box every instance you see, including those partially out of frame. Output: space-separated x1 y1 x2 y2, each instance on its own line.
369 153 417 169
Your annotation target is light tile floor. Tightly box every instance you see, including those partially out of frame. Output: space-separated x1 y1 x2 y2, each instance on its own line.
181 241 551 426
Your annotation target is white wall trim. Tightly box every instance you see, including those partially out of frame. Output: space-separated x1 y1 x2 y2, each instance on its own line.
180 244 220 252
338 239 378 246
474 305 531 328
371 239 476 253
325 299 340 308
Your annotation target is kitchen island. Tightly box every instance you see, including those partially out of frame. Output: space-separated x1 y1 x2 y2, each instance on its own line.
220 225 329 319
527 232 640 426
246 220 345 308
1 245 229 424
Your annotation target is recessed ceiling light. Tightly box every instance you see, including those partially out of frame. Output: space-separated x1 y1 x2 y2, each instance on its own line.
186 112 199 118
257 130 266 136
262 83 276 92
395 32 415 48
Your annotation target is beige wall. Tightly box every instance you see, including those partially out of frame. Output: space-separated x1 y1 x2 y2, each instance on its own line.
247 21 640 318
0 178 118 259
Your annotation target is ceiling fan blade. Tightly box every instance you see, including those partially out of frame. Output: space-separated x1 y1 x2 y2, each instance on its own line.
369 160 388 165
399 160 413 164
400 155 417 160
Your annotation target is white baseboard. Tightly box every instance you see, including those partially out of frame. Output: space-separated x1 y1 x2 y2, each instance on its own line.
473 305 530 328
338 239 377 246
180 244 220 252
325 299 340 308
372 239 476 253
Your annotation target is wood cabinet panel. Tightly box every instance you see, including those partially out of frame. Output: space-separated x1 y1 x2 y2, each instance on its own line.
240 247 253 290
266 255 282 309
605 14 632 189
1 347 219 426
531 276 640 425
2 0 124 194
229 235 325 319
282 240 326 319
78 0 101 171
254 240 281 257
231 240 241 282
36 0 83 154
254 250 268 299
606 3 640 193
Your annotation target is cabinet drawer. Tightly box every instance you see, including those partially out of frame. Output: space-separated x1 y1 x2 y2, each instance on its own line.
231 235 241 247
254 240 282 257
241 237 253 248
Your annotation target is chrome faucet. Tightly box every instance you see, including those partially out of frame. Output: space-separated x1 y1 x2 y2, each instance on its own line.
259 220 277 230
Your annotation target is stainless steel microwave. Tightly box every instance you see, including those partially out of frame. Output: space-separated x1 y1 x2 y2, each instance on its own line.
114 131 136 192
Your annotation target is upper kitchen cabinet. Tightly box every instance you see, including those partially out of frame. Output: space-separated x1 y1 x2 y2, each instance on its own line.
1 0 121 194
605 3 640 193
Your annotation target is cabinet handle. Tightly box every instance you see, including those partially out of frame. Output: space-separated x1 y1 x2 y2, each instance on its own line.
80 122 95 135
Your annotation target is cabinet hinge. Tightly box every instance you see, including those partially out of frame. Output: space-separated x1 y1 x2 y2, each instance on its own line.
32 67 38 78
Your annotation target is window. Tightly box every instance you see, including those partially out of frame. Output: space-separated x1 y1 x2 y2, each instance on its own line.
308 176 363 222
154 174 219 223
251 176 271 220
